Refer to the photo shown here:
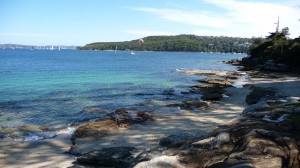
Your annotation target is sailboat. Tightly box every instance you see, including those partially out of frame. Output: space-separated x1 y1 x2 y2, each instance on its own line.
130 50 135 55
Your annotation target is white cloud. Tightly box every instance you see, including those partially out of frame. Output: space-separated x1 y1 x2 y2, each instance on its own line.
130 7 230 29
129 1 300 38
125 29 176 37
202 0 300 37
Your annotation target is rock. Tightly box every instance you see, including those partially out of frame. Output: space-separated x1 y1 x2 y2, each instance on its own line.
17 124 42 133
82 106 103 113
192 132 230 149
74 109 154 138
133 155 184 168
229 163 256 168
136 111 153 122
246 87 276 105
129 148 165 167
191 84 225 101
73 118 119 138
0 127 15 134
116 117 134 128
76 147 138 168
39 125 49 131
243 101 270 113
198 78 232 85
202 94 223 101
183 100 208 110
115 108 129 115
159 134 196 147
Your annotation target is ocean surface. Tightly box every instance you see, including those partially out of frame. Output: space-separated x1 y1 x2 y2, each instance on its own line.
0 49 245 141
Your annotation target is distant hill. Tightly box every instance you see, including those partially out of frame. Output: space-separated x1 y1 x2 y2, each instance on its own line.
79 35 256 53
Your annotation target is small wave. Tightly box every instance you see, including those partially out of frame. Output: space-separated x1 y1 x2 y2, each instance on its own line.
263 114 289 123
231 75 248 88
56 127 76 135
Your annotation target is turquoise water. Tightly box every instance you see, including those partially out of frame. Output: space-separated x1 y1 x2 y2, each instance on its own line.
0 49 245 140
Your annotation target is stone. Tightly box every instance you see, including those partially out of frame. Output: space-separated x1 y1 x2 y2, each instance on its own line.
183 100 208 110
246 87 276 105
17 124 42 133
76 147 138 168
192 132 230 149
82 106 103 113
198 78 232 85
202 94 223 101
159 134 196 147
133 155 184 168
243 101 270 113
136 111 153 122
74 109 154 138
73 118 119 138
191 84 225 101
115 108 129 115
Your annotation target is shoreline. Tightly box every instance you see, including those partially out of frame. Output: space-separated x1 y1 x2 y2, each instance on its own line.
1 67 300 167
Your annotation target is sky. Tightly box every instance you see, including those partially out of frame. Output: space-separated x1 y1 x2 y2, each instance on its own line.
0 0 299 46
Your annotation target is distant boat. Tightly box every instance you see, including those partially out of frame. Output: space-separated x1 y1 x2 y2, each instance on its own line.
130 51 135 55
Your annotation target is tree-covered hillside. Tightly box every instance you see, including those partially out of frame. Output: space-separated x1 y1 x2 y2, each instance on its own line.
79 35 255 53
248 27 300 66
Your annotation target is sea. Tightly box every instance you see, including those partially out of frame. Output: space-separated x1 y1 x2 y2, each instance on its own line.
0 49 245 141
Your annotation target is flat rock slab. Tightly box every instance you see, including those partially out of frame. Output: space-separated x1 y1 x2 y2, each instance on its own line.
76 147 138 168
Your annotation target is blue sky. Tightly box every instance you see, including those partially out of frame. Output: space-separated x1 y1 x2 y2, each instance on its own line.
0 0 299 46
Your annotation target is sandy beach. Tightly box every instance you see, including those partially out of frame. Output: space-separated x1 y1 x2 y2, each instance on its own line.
1 71 300 168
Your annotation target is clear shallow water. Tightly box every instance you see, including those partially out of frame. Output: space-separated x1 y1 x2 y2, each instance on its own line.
0 49 245 140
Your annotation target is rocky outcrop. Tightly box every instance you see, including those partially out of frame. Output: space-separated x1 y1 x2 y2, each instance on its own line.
157 99 300 168
74 109 153 138
74 103 300 167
